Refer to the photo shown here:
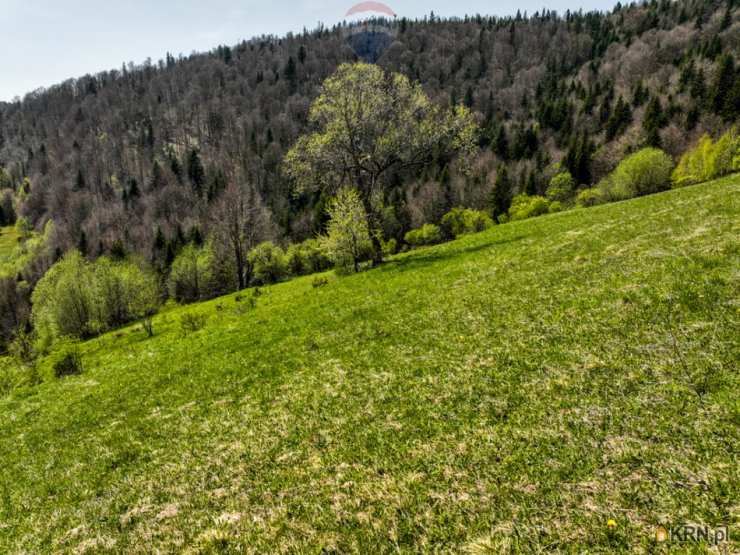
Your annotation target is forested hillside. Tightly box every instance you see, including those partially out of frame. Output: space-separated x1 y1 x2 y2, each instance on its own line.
0 0 738 258
0 0 738 355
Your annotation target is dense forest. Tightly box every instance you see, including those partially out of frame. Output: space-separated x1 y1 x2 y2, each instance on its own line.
0 0 738 350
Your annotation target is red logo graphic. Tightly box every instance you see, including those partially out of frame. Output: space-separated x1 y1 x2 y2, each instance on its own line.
346 2 397 18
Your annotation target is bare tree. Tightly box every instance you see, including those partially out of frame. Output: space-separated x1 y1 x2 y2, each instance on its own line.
209 181 274 291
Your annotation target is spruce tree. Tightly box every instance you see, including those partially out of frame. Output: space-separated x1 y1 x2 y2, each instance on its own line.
187 149 206 196
491 165 512 221
493 126 509 160
643 96 666 147
711 54 737 120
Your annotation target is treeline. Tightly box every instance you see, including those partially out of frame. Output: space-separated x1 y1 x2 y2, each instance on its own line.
1 125 737 368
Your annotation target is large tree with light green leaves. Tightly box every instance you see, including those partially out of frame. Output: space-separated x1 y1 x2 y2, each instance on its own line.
284 62 478 261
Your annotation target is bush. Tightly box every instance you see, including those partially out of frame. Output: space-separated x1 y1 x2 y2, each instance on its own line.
546 172 576 202
548 201 563 213
32 250 162 347
286 239 333 276
312 275 330 288
381 238 398 257
38 342 84 379
576 188 606 208
601 147 673 200
440 207 494 239
508 195 551 221
168 243 215 303
672 129 739 188
248 242 288 285
94 258 161 329
404 224 443 247
31 251 100 345
52 350 83 378
180 312 207 334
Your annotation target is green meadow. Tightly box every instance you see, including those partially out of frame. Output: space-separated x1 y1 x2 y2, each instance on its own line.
1 175 738 553
0 226 20 268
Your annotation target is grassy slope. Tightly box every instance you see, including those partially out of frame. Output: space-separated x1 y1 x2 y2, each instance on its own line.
0 176 738 553
0 226 20 268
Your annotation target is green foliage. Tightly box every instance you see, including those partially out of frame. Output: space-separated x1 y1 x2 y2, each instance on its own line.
548 201 564 213
598 147 674 201
605 96 632 140
284 62 478 262
710 54 740 121
1 220 50 279
31 251 100 346
576 187 606 208
508 194 551 221
490 165 512 221
14 217 33 239
546 172 576 203
48 344 84 378
440 207 494 240
311 275 330 289
179 312 207 335
284 63 479 197
168 243 215 303
32 251 162 347
321 188 373 273
248 242 288 285
672 129 739 187
404 224 443 247
642 96 667 146
94 258 161 329
286 239 332 277
563 133 594 185
381 238 398 257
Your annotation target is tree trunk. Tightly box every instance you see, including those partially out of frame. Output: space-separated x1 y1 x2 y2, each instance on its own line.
362 179 384 267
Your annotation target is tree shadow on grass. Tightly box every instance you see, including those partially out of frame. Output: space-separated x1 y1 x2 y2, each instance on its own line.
378 235 527 276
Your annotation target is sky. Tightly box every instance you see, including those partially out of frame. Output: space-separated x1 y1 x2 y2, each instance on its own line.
0 0 616 101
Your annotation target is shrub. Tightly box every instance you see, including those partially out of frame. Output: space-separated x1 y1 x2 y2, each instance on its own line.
405 224 443 247
286 239 332 276
168 243 215 303
248 242 287 285
14 217 33 239
672 129 739 188
312 275 330 288
546 172 576 202
440 207 494 239
31 251 100 346
38 343 84 379
381 238 398 257
52 350 83 378
576 188 606 208
94 257 161 329
548 201 564 214
508 194 551 221
603 147 674 199
180 312 207 334
322 188 374 273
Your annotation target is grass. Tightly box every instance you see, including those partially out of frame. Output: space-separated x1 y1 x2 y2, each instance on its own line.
0 226 20 268
1 175 738 553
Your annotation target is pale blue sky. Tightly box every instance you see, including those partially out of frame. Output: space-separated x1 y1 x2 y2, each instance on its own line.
0 0 616 101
